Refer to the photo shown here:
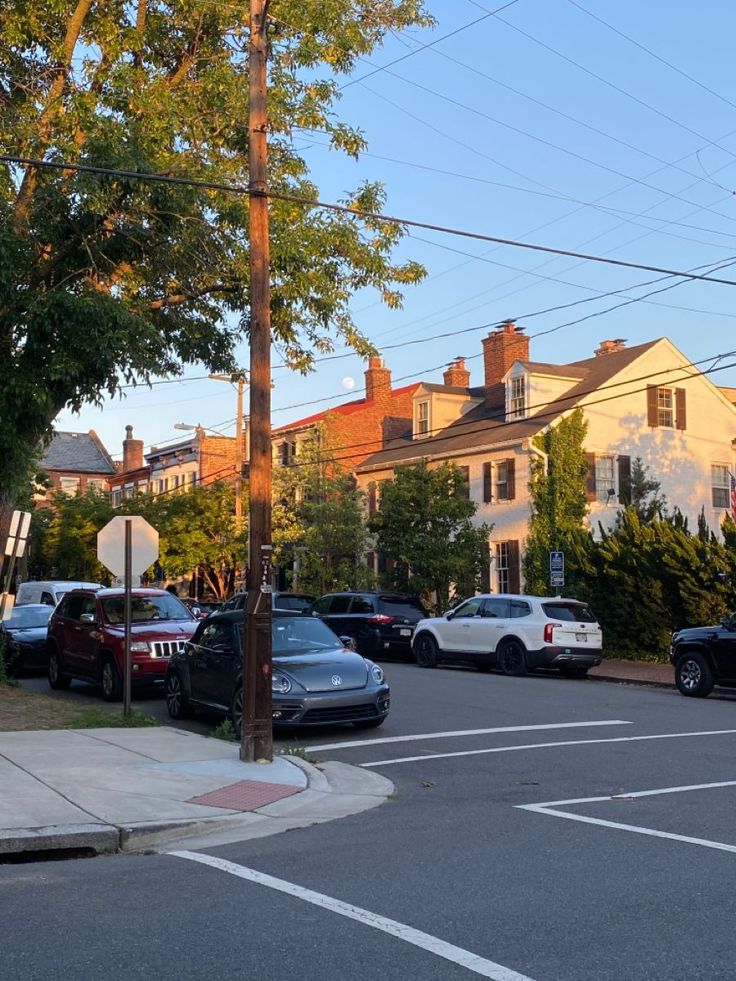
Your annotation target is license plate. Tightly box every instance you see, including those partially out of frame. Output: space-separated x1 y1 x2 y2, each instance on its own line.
575 633 587 642
400 628 412 637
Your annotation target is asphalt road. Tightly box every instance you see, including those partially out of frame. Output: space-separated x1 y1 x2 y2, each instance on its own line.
5 663 736 981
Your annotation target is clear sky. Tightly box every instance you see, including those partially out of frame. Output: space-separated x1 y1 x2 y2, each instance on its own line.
56 0 736 462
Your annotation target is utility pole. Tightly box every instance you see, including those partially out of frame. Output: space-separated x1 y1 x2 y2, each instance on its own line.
242 0 273 763
234 374 245 525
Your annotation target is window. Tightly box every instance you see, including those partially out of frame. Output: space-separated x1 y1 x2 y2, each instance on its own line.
509 600 531 618
647 386 686 430
350 597 375 614
481 598 509 619
124 483 135 499
87 479 107 493
279 440 296 466
198 622 235 652
509 376 526 418
657 387 674 428
111 488 122 508
312 597 331 615
452 597 484 619
59 476 80 495
327 595 352 614
495 459 516 501
416 400 429 436
494 541 520 593
595 456 615 502
712 465 730 509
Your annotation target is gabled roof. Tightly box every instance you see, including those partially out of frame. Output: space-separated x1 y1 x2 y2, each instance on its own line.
40 431 116 475
357 339 660 472
272 383 421 435
516 361 586 378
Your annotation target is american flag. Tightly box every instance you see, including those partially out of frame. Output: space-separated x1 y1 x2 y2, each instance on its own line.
732 473 736 520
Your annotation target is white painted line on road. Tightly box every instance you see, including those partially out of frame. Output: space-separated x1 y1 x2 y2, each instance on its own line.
518 780 736 855
171 851 537 981
307 719 632 752
359 728 736 767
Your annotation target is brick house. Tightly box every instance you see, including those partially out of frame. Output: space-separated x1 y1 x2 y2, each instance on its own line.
356 322 736 592
36 430 116 506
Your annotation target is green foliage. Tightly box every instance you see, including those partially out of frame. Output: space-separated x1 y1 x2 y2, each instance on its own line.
368 460 491 612
0 1 430 506
0 631 19 686
68 707 159 728
39 487 114 582
212 718 236 742
523 410 590 595
621 457 668 521
273 427 369 594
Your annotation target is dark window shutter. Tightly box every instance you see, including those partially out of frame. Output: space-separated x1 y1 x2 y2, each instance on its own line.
675 388 687 430
618 455 631 505
506 458 516 500
647 386 658 427
368 482 377 515
483 462 493 503
585 452 597 502
507 540 521 594
481 540 492 592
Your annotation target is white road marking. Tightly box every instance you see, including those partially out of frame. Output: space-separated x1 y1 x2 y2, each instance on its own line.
171 851 537 981
307 719 631 752
359 728 736 767
518 780 736 854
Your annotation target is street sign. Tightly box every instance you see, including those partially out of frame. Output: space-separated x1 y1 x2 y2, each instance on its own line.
1 510 32 619
549 550 565 589
97 515 159 578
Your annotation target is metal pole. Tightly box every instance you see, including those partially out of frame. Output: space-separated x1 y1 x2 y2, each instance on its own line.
123 518 132 717
242 0 273 762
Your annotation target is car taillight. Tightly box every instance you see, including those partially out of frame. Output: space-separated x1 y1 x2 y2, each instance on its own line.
544 622 561 644
366 614 395 624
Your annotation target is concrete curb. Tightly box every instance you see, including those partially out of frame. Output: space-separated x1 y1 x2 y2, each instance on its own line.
0 823 119 856
589 672 674 690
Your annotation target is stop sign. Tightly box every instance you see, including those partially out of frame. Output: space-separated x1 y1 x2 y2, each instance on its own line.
97 515 159 578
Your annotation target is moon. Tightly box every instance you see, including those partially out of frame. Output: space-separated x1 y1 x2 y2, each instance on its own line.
342 376 356 390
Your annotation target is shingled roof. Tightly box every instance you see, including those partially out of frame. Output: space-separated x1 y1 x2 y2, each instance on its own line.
357 339 660 472
40 431 116 475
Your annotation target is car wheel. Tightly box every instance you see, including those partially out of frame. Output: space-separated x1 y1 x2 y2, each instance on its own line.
100 656 122 702
414 633 439 668
165 671 193 719
230 684 243 740
497 639 527 677
675 652 714 698
560 664 589 679
48 649 72 690
353 717 386 729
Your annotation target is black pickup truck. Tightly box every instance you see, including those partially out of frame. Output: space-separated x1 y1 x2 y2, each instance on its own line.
671 612 736 697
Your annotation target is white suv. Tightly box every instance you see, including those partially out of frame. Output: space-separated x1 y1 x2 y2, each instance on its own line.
412 594 603 679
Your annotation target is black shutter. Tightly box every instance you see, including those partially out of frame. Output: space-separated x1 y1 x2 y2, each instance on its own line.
481 540 492 592
618 455 632 505
647 386 658 427
507 540 521 594
676 388 687 430
506 458 516 500
483 462 493 503
585 452 597 502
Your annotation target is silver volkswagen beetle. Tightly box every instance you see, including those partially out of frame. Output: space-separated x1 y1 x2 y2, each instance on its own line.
165 610 390 732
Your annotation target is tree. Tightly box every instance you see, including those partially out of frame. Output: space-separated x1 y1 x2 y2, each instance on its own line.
0 1 430 518
368 460 491 612
621 457 668 522
272 427 368 594
523 410 590 595
36 488 113 582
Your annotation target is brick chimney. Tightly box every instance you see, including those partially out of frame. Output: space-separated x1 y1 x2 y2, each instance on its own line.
595 338 627 356
443 357 470 387
122 424 144 471
482 321 529 391
365 356 391 401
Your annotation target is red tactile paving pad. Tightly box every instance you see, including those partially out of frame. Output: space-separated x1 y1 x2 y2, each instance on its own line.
188 780 301 811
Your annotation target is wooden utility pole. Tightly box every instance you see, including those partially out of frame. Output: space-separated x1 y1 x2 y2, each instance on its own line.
234 373 246 526
242 0 273 763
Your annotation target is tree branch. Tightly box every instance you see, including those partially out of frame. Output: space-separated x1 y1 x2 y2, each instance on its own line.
149 283 238 310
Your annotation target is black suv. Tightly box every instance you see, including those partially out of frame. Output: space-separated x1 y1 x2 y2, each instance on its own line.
671 612 736 697
308 592 428 660
220 591 316 613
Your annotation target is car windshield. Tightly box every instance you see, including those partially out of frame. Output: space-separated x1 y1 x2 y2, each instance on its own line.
378 595 428 617
6 606 53 629
274 594 314 612
542 602 598 623
102 594 194 624
272 616 342 655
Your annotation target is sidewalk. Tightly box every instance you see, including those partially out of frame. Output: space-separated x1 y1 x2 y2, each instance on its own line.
590 657 673 687
0 727 393 858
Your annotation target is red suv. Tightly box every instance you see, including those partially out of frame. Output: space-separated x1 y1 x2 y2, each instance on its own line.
47 588 197 701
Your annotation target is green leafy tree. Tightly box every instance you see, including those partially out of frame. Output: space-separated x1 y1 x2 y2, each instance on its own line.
38 488 114 582
0 1 430 519
368 460 491 613
273 428 368 594
523 410 590 595
620 456 668 521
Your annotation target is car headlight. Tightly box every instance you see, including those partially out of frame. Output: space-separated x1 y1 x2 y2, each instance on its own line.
131 641 150 653
370 663 385 685
272 671 292 694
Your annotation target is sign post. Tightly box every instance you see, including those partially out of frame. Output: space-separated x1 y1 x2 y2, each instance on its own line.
97 516 159 715
1 511 31 621
549 550 565 590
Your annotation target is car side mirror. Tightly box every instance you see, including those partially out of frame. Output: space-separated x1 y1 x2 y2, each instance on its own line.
339 635 355 651
445 609 455 621
79 612 96 624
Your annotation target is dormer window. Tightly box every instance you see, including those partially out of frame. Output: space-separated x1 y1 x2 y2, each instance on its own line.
509 376 526 419
416 400 429 436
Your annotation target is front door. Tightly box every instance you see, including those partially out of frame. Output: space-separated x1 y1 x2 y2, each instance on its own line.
439 597 486 654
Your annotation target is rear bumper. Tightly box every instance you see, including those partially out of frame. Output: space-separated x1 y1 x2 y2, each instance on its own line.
271 685 390 726
528 646 603 669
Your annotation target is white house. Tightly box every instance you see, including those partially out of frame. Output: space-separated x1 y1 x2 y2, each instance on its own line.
355 323 736 592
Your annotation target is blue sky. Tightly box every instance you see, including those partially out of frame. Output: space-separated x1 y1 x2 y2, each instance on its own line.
57 0 736 461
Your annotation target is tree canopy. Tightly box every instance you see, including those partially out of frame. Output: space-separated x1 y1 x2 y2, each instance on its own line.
0 0 430 512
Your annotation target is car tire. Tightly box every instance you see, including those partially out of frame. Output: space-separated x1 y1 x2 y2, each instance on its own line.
100 656 122 702
353 717 386 729
230 683 243 740
165 671 193 719
497 639 527 677
560 664 589 679
675 652 715 698
414 633 439 669
48 649 72 690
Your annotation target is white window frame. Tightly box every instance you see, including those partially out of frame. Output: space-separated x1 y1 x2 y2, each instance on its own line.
416 400 430 436
496 461 509 501
711 464 730 509
111 488 122 508
495 542 509 593
59 476 80 495
509 376 526 419
657 387 674 428
595 456 616 503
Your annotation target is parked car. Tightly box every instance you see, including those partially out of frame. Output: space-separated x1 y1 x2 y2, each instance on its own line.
412 594 603 678
220 591 316 613
164 611 390 732
47 588 198 700
15 580 102 607
307 591 429 660
180 598 220 620
671 612 736 697
0 604 54 673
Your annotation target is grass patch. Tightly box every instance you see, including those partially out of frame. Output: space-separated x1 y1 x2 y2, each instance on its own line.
280 746 316 763
0 684 158 732
68 707 159 729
